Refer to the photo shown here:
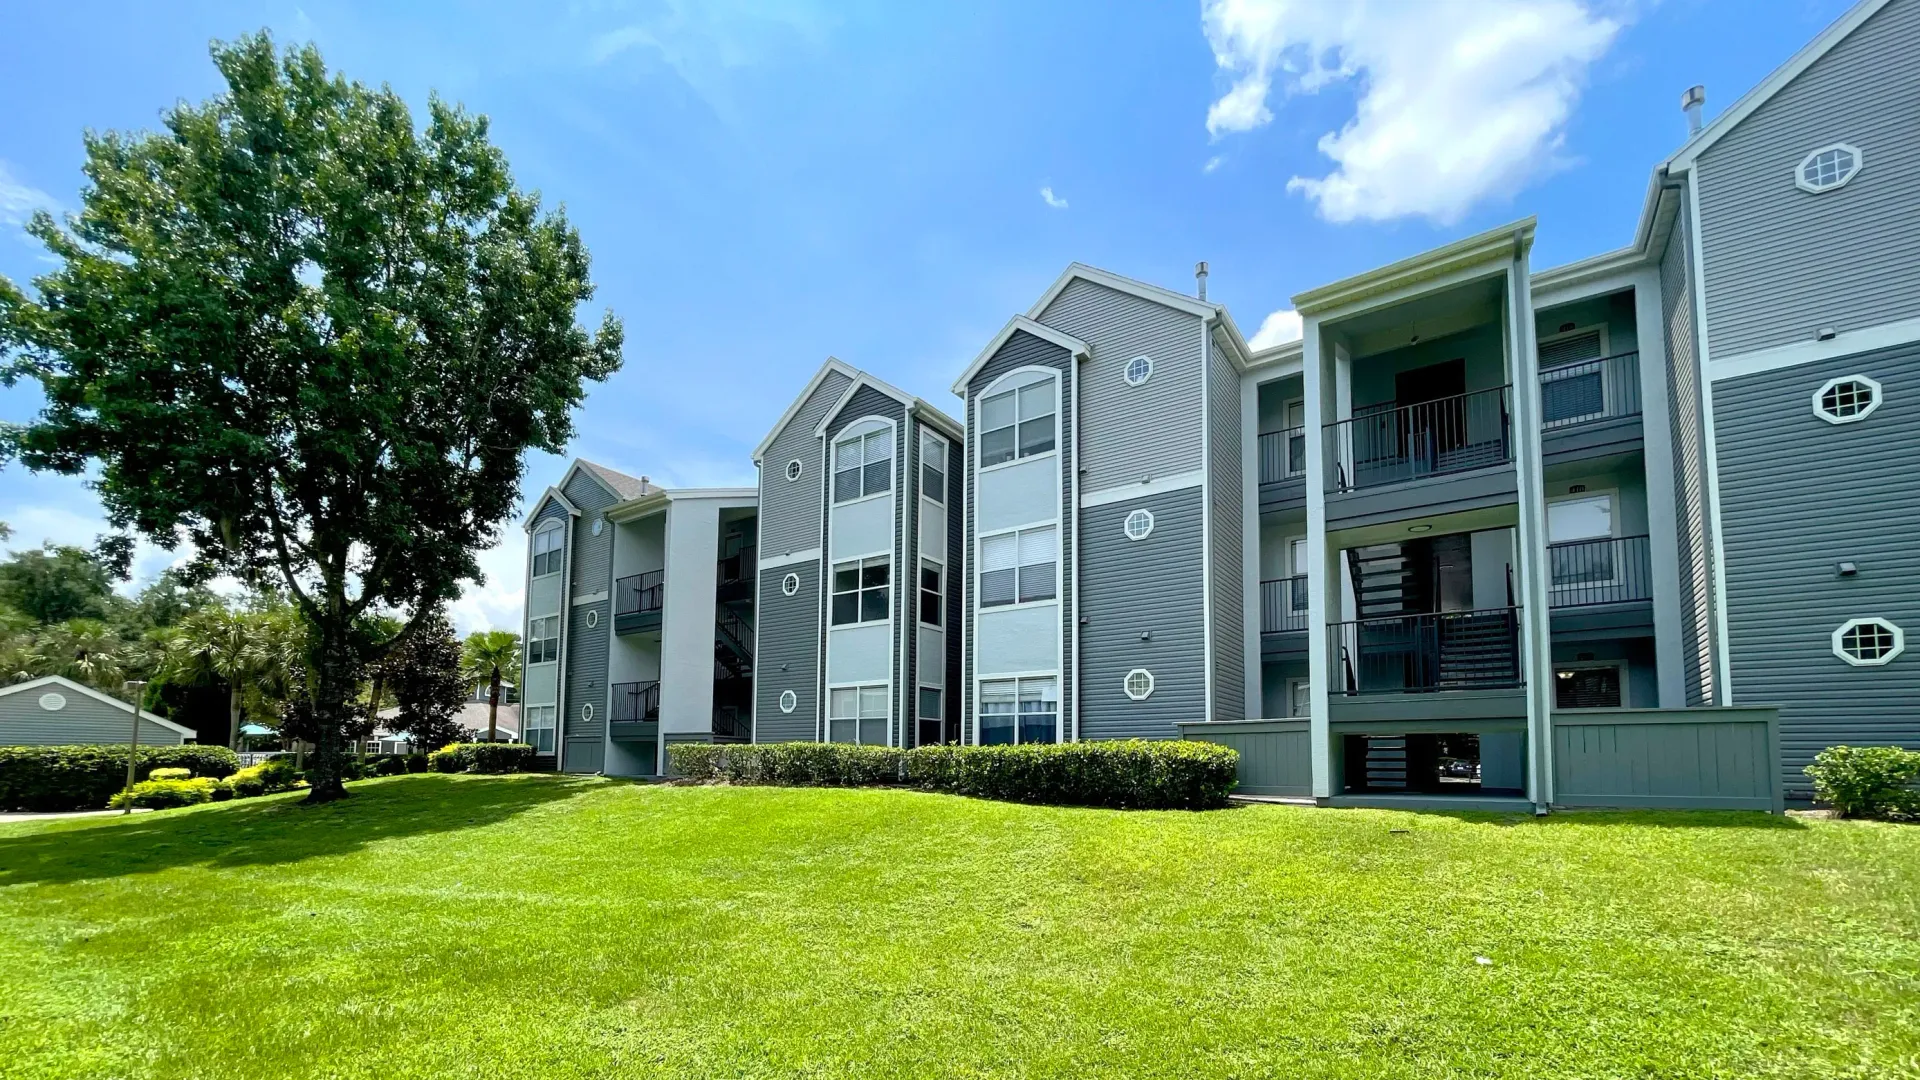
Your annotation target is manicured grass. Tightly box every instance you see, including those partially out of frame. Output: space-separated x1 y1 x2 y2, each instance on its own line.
1 776 1917 1079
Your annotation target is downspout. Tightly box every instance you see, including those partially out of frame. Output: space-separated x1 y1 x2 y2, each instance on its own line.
1070 355 1083 742
553 512 574 774
899 411 914 748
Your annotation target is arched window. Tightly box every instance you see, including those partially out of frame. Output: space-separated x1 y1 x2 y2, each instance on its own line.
531 521 564 576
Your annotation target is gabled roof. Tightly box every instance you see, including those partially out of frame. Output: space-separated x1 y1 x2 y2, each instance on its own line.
949 315 1090 395
522 484 578 531
813 369 965 442
751 357 861 463
1025 262 1218 322
1664 0 1891 175
0 675 196 739
1292 218 1536 317
575 459 653 501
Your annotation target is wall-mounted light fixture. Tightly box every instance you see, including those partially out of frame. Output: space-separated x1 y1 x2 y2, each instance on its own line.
1408 524 1433 534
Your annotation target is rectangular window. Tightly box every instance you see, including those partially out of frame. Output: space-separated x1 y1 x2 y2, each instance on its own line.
829 684 889 745
523 705 556 753
1548 494 1616 586
920 430 947 506
1555 666 1622 709
916 686 944 747
919 562 943 626
979 676 1058 745
831 557 891 626
1289 679 1311 718
527 616 559 664
531 524 564 576
978 376 1057 468
834 428 893 503
980 525 1057 608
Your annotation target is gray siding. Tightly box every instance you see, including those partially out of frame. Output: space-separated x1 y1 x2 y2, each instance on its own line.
1660 207 1720 707
1715 341 1920 797
559 469 617 772
0 685 189 746
1208 329 1246 722
1036 279 1204 493
761 369 854 557
1697 0 1920 356
827 386 908 740
756 560 821 742
1079 487 1207 740
963 329 1075 740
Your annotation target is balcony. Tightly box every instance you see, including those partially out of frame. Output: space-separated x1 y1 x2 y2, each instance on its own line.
1331 386 1513 492
1257 426 1307 512
1330 607 1523 695
716 541 756 604
614 570 665 635
1548 534 1655 639
1540 352 1643 465
610 680 660 742
1260 575 1309 657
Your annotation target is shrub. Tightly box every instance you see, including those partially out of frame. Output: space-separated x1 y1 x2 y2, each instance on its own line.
0 744 242 812
1806 745 1920 819
209 780 235 802
404 753 431 774
109 777 217 810
428 742 537 774
667 740 1240 810
147 767 192 782
227 757 301 799
370 754 410 777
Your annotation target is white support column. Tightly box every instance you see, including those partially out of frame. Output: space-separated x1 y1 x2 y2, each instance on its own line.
1240 372 1263 716
1508 258 1555 811
1302 320 1332 798
1633 269 1688 708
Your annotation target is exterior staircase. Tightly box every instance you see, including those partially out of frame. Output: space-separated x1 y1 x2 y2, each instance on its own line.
1436 610 1520 688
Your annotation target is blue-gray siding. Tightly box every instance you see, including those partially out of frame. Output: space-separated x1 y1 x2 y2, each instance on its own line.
0 685 189 746
1036 279 1204 493
756 560 821 743
760 369 853 557
559 469 618 772
826 385 909 740
963 329 1075 741
1551 708 1782 811
1660 203 1719 706
1714 341 1920 797
1079 487 1207 739
1208 328 1245 722
1696 0 1920 357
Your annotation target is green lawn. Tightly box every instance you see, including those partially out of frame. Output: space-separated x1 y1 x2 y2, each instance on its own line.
1 776 1917 1079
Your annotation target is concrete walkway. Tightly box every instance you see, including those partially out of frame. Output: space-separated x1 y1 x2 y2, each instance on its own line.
0 808 152 823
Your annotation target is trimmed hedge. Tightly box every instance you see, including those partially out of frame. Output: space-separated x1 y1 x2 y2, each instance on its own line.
227 757 301 798
428 743 537 774
667 740 1240 810
0 744 242 812
110 777 217 810
1806 745 1920 819
147 767 192 782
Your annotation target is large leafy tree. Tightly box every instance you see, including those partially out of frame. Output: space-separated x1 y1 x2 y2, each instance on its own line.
460 629 521 742
0 545 119 625
381 610 467 752
0 35 621 800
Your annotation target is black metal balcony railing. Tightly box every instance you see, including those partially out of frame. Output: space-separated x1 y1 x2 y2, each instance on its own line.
1260 575 1310 633
1256 426 1308 485
1330 607 1523 695
1330 386 1512 491
1541 351 1641 429
615 570 664 616
1547 534 1652 608
717 541 757 587
612 680 661 722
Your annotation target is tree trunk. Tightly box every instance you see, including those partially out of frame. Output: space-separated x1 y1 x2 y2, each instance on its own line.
488 669 500 742
303 620 357 804
227 684 243 751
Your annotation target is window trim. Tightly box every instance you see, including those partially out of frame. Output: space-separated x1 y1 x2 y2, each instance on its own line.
918 559 944 627
1546 489 1622 591
826 681 892 746
778 689 798 714
976 520 1060 611
1832 618 1904 667
1123 354 1153 387
830 555 892 628
1811 374 1882 425
1795 142 1863 194
526 615 560 665
781 572 801 597
786 458 804 482
1536 322 1611 368
1123 508 1155 541
975 368 1060 474
1552 661 1629 708
1286 678 1311 719
920 429 949 509
531 520 565 578
972 672 1061 746
832 419 896 505
1123 668 1155 701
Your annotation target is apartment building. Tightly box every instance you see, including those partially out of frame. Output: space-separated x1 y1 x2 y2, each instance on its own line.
522 0 1917 808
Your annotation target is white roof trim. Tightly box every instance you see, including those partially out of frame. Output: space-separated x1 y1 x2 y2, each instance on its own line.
522 485 581 531
0 675 196 738
950 316 1090 396
1665 0 1891 173
1292 218 1536 316
752 357 861 462
556 458 627 504
1024 262 1217 322
811 370 963 440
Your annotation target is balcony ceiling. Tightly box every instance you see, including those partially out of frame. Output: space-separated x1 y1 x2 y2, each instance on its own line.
1331 277 1504 359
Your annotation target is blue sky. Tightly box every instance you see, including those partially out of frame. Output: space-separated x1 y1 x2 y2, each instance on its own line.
0 0 1855 633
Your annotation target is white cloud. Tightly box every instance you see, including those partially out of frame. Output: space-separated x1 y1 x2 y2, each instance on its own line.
446 529 528 638
0 160 57 228
1201 0 1623 224
1203 155 1226 174
1249 308 1303 349
589 0 831 120
1039 186 1068 210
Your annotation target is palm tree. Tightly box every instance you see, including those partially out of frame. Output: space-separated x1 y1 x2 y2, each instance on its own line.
34 619 127 690
460 630 521 743
159 607 301 749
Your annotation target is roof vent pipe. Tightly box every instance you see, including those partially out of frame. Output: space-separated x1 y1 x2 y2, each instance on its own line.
1195 261 1209 300
1682 85 1706 136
